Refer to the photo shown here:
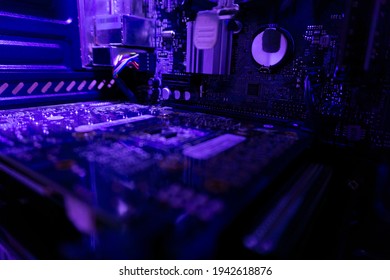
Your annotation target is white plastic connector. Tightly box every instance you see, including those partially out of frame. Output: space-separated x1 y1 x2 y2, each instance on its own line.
193 11 220 50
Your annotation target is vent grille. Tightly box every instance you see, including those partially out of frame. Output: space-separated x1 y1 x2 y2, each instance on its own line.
0 79 115 97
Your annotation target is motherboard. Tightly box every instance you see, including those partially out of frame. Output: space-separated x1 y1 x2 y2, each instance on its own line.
1 0 389 260
138 0 390 150
0 101 308 258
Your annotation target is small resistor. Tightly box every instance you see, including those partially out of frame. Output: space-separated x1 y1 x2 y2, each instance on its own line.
162 30 176 39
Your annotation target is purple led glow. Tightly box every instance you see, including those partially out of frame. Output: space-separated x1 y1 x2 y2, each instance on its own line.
259 240 274 253
0 11 73 25
0 40 60 49
244 236 258 249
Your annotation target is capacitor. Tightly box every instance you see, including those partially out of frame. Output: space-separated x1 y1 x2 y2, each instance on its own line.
162 87 172 100
174 90 181 99
184 91 191 101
